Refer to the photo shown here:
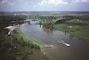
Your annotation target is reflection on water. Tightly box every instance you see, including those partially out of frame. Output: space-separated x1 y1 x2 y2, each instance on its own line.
42 26 53 33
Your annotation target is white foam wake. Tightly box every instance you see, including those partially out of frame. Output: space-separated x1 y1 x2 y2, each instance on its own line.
58 40 70 47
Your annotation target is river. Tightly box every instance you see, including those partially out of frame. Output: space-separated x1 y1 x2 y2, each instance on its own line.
19 19 89 60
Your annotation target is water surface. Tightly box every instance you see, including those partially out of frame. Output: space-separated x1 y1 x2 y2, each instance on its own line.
20 20 89 60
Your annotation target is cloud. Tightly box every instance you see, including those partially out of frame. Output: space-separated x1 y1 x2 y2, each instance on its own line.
38 0 68 6
73 0 89 3
0 0 8 4
0 0 14 6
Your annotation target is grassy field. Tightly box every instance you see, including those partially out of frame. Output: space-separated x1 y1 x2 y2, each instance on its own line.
10 29 43 60
53 19 89 40
11 29 50 60
37 16 89 40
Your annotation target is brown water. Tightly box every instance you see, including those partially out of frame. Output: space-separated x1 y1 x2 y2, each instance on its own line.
19 20 89 60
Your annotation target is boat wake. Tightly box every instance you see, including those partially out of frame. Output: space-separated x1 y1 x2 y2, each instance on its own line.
58 40 70 47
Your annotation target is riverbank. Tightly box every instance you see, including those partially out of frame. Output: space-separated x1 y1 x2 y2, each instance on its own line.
11 29 43 60
38 17 89 40
3 28 50 60
53 19 89 40
17 29 44 47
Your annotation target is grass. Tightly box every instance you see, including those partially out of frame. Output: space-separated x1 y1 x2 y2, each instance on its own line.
43 55 50 60
5 28 46 60
53 19 89 40
1 29 36 60
37 18 89 40
16 29 44 47
14 29 51 60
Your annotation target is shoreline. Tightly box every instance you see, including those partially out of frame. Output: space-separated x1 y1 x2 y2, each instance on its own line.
17 28 51 60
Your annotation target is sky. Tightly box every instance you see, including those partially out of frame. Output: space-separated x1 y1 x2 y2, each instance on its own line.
0 0 89 12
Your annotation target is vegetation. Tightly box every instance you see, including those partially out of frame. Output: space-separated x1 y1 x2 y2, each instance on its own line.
0 27 43 60
0 15 44 60
53 19 89 40
38 15 89 40
0 15 26 60
16 29 43 48
0 13 89 60
43 55 50 60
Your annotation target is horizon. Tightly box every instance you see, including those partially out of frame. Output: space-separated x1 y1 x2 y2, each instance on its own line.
0 11 89 12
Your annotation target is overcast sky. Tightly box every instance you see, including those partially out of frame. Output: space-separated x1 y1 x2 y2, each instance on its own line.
0 0 89 12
